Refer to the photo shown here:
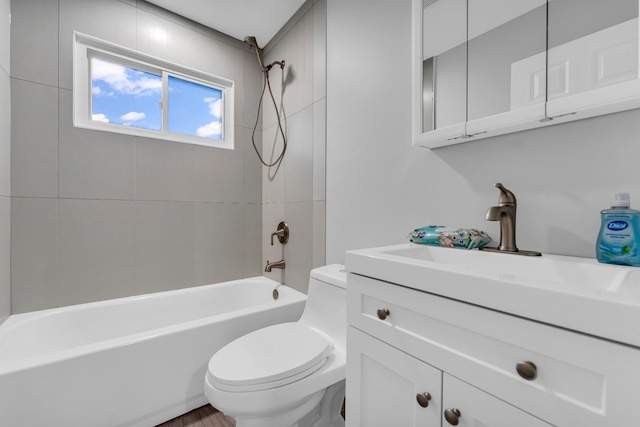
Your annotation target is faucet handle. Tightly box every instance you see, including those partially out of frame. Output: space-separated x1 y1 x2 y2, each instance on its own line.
270 221 289 245
494 183 517 205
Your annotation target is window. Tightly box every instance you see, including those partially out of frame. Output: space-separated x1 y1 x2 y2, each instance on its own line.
73 32 234 149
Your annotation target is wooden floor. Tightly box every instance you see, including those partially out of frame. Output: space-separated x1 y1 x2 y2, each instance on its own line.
156 405 235 427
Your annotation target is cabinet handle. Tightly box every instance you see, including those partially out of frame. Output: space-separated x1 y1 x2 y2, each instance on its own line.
516 361 537 381
444 408 461 425
376 308 390 320
416 392 431 408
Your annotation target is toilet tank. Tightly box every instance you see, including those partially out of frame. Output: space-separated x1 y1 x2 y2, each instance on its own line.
298 264 347 351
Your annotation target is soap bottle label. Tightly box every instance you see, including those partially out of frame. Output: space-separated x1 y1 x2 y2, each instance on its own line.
598 213 638 262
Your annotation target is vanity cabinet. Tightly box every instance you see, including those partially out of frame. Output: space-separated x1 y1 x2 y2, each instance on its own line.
345 272 640 426
346 326 442 426
347 327 552 427
414 0 640 148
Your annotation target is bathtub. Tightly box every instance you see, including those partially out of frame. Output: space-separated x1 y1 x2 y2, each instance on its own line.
0 276 306 427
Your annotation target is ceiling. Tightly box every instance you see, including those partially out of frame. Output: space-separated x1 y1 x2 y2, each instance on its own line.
146 0 308 46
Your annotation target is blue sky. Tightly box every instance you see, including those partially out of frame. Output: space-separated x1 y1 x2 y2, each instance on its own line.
91 57 222 140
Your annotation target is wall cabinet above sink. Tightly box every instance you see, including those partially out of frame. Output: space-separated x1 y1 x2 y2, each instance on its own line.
413 0 640 149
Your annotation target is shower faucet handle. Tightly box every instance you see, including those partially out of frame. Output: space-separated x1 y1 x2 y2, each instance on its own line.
270 221 289 245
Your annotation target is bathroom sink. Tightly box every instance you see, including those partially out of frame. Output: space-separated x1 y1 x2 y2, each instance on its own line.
346 243 640 347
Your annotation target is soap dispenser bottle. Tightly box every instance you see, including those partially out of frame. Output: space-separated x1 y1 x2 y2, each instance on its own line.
597 193 640 266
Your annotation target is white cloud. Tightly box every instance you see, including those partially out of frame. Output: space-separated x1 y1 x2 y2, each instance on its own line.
91 57 162 96
92 86 102 95
204 97 222 118
197 120 222 138
120 111 146 122
92 113 110 123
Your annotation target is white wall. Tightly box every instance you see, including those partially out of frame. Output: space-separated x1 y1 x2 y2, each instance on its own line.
0 0 10 323
327 0 640 264
9 0 264 313
261 0 327 294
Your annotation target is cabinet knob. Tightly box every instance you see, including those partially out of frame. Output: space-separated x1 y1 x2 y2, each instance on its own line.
516 360 537 381
444 408 461 425
416 392 431 408
376 308 390 320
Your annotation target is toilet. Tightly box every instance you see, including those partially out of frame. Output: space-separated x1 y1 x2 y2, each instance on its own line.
204 264 347 427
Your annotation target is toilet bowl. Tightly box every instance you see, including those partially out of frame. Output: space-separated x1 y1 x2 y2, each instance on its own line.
204 264 347 427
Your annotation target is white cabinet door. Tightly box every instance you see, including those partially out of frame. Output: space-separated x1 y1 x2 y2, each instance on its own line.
466 0 548 138
546 0 640 122
442 374 552 427
414 0 468 148
346 326 441 427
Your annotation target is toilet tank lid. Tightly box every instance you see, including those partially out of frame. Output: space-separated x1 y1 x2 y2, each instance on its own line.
310 264 346 289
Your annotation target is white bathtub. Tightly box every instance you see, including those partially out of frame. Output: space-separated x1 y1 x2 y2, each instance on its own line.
0 277 306 427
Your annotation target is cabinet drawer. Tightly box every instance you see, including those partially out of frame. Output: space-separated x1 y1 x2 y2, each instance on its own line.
347 273 640 427
442 374 552 427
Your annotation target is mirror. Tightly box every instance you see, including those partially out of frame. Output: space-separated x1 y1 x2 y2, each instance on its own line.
422 0 467 132
547 0 639 116
413 0 548 147
467 0 547 123
413 0 467 146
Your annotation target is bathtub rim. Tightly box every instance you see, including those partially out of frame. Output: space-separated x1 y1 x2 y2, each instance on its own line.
0 276 306 375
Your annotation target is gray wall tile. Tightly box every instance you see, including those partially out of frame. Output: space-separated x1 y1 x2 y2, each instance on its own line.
0 196 9 322
135 201 195 294
261 124 286 204
0 0 9 75
59 0 137 89
262 202 285 283
312 200 325 268
259 0 327 290
136 9 198 70
195 202 244 285
284 105 313 203
58 199 136 306
284 201 313 294
0 72 9 197
243 203 262 278
313 0 327 103
11 198 58 313
243 127 263 203
0 0 7 322
7 0 322 312
243 50 264 129
313 99 326 201
136 137 197 201
58 89 136 200
11 79 58 198
10 0 58 86
194 130 244 203
263 9 314 130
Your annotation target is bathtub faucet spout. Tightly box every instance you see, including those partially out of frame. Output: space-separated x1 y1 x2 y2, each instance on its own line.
265 260 285 272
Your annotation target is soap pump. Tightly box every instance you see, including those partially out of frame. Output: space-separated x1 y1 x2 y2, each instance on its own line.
596 192 640 266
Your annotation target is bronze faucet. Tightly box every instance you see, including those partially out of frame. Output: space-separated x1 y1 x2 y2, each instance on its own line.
480 183 541 256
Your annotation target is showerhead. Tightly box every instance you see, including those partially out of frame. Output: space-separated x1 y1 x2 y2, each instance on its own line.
244 35 267 72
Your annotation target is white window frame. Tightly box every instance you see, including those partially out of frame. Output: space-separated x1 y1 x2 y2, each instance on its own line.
73 31 235 149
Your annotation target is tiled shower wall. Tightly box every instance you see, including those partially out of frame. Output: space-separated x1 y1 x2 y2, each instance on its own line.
9 0 267 313
261 0 326 294
0 0 10 323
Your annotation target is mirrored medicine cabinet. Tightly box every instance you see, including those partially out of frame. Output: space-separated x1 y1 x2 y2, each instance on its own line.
413 0 640 149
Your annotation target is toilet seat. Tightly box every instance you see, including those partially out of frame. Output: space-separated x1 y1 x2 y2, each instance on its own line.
207 322 333 392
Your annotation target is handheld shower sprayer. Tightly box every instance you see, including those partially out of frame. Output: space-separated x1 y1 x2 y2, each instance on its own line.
244 35 288 167
243 36 285 74
243 36 266 71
